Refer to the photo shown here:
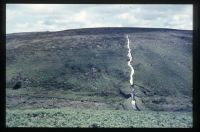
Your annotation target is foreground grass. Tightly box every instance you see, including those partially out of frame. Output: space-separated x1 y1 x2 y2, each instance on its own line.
6 108 192 128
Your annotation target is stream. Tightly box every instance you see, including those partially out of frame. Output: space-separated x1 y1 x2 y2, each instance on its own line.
126 35 138 111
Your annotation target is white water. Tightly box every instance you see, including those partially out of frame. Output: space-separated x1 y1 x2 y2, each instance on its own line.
126 35 138 111
131 93 137 110
131 100 137 110
126 35 134 85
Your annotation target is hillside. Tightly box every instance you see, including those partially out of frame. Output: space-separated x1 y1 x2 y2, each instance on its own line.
6 27 192 112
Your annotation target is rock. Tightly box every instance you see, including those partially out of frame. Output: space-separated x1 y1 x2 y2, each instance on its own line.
89 123 100 128
12 81 22 89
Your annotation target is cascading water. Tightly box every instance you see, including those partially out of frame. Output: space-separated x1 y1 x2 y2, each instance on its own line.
126 35 138 111
126 35 134 85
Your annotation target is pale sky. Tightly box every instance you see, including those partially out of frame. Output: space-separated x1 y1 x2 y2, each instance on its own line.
6 4 193 34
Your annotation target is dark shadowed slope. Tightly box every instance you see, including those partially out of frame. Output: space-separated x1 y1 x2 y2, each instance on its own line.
6 27 192 111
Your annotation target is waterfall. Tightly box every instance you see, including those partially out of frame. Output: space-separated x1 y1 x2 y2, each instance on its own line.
126 35 138 111
126 35 134 85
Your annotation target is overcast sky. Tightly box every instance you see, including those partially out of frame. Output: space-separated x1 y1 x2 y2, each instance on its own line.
6 4 193 34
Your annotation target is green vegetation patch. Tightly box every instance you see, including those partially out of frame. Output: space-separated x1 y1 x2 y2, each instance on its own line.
6 108 192 128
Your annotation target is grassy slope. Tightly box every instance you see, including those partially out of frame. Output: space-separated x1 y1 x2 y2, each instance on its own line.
6 108 192 128
6 28 193 127
129 31 192 111
6 34 130 109
6 28 192 111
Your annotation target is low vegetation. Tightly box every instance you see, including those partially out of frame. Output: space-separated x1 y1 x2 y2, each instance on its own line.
6 108 192 128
